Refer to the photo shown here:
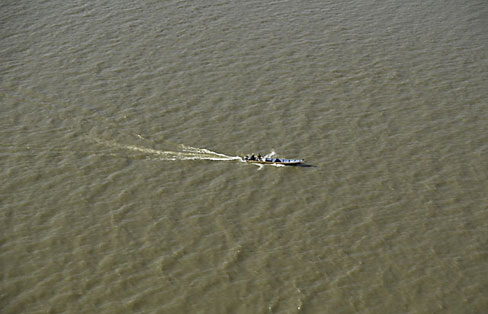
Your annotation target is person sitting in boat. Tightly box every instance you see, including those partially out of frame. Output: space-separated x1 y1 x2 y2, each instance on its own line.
257 154 262 161
250 154 256 160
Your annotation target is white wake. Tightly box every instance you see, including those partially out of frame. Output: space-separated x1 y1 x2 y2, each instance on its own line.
94 139 243 162
93 139 294 169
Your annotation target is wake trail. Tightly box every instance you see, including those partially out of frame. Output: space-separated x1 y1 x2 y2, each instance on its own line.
94 139 243 162
93 139 291 168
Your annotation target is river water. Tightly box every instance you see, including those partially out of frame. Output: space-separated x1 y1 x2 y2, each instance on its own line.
1 0 487 313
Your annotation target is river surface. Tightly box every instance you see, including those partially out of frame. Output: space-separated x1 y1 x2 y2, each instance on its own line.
1 1 487 313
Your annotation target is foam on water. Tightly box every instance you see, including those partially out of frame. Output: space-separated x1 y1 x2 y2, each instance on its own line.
94 138 243 162
93 139 291 169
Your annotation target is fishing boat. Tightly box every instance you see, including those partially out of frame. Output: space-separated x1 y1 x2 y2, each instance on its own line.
243 155 303 165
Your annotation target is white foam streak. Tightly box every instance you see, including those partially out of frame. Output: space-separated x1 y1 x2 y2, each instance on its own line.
93 139 287 169
265 151 276 159
95 139 242 162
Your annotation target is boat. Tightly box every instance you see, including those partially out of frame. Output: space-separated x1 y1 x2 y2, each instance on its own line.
243 155 303 165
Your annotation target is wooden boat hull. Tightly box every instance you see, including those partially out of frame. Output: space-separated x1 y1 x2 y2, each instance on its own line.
244 158 303 166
